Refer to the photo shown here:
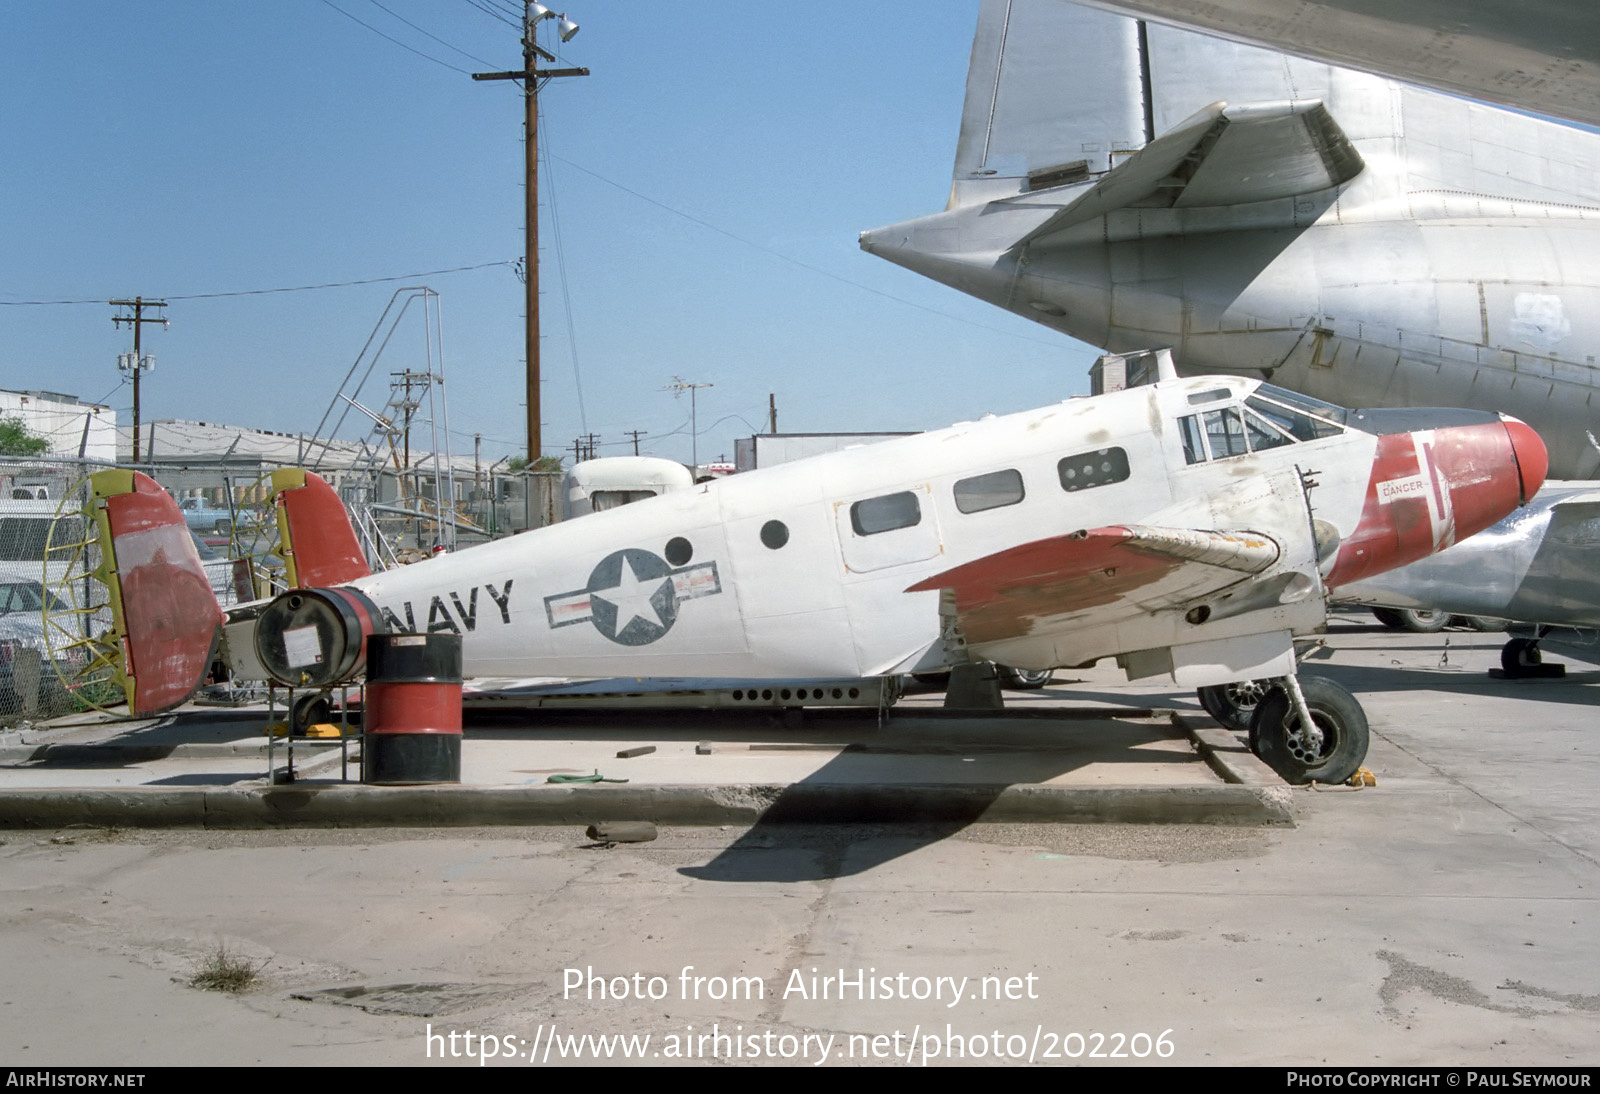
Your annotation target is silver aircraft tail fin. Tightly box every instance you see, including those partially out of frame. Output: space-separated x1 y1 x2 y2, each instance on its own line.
951 0 1147 208
953 0 1364 213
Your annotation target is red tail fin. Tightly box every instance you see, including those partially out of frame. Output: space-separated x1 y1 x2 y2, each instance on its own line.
269 469 371 588
90 470 223 716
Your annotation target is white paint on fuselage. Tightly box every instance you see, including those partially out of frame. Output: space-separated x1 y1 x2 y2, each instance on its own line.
348 377 1378 682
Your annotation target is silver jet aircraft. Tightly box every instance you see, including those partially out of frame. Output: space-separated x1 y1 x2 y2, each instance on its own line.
67 369 1545 785
861 0 1600 480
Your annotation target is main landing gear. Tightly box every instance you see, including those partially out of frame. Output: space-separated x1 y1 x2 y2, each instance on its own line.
1498 629 1565 679
1201 674 1370 785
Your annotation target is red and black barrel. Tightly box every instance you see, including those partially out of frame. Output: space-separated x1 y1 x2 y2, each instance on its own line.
254 586 383 689
362 632 463 785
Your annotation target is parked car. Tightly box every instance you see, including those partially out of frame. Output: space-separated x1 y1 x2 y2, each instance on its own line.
177 496 235 535
0 578 86 718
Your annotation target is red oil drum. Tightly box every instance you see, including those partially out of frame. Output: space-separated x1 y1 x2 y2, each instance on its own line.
362 632 463 785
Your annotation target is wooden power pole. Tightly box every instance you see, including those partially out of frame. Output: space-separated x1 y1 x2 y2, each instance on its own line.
111 297 167 464
473 5 588 465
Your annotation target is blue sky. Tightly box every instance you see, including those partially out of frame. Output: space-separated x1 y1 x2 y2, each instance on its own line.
1 1 1094 468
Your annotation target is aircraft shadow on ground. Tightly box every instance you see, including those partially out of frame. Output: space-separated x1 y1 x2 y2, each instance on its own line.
678 712 1183 884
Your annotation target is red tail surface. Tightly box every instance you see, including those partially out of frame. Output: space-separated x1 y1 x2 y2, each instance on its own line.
270 469 371 588
91 470 223 716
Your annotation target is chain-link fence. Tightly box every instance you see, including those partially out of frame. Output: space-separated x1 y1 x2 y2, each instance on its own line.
0 459 114 725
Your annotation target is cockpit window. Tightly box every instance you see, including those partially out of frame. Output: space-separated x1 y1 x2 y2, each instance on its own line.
1203 408 1249 458
1245 395 1342 441
1243 407 1295 451
1180 395 1332 464
1252 385 1347 434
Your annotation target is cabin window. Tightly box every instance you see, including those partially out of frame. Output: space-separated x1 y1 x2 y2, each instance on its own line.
953 468 1024 514
1057 447 1130 492
851 491 922 536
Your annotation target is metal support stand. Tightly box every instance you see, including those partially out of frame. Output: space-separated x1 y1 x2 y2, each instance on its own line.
265 683 360 785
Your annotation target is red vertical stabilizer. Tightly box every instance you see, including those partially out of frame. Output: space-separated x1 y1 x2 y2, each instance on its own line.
91 470 224 716
270 469 371 588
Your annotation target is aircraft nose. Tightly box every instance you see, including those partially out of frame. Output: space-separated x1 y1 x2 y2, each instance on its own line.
1501 416 1548 504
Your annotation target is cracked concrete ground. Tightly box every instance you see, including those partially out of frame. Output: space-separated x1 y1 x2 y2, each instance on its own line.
2 620 1597 1066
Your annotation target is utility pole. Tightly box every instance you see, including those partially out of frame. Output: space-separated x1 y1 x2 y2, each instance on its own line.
625 429 647 455
663 377 713 470
473 5 588 466
111 297 167 464
769 393 778 434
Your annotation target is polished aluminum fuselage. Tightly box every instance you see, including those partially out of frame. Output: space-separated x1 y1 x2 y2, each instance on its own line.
862 1 1600 479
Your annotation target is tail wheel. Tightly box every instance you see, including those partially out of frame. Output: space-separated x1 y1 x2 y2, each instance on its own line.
1197 679 1276 733
40 477 129 715
291 691 333 734
1250 676 1370 785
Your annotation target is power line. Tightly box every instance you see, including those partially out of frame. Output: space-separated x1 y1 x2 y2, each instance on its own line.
0 260 516 307
540 100 587 433
551 155 1067 348
362 0 500 69
318 0 472 74
461 0 521 27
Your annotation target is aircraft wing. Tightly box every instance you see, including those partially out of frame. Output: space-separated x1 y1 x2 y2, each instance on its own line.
906 523 1281 646
1015 99 1363 248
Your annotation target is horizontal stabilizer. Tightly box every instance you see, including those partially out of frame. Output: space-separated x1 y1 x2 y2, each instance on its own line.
906 524 1280 645
270 469 371 588
1017 100 1363 247
89 470 223 716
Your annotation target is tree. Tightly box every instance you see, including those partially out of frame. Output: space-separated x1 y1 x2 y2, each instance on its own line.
0 417 50 457
506 455 563 473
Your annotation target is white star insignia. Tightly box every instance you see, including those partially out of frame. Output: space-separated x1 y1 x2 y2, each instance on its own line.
591 556 670 635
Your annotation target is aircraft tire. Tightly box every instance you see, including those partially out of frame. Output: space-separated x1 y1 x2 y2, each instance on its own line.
291 691 332 735
1250 676 1369 785
1500 638 1542 677
1370 608 1405 629
1398 609 1449 633
1196 679 1276 733
1000 667 1054 689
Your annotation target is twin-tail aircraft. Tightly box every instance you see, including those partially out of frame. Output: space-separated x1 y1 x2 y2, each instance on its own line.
71 360 1545 786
